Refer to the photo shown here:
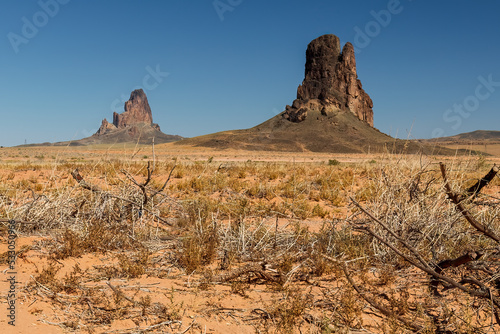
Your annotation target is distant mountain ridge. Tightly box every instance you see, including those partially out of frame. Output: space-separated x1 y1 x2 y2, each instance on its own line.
427 130 500 143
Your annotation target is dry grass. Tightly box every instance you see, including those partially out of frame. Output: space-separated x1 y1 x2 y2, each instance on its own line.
0 146 499 333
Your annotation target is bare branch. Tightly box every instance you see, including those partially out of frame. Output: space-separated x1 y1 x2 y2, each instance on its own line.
212 263 277 284
71 168 172 226
431 251 483 296
350 197 431 269
152 164 176 197
329 256 423 332
440 163 500 243
351 200 498 303
121 161 152 206
465 165 499 198
71 169 101 192
106 281 137 306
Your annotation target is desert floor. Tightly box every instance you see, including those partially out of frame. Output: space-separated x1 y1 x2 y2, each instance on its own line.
1 143 499 334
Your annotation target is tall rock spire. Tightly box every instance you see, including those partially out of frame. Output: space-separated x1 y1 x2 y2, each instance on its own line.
283 34 374 126
113 89 153 128
94 89 161 137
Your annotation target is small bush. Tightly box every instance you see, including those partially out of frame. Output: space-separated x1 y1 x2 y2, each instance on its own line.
312 204 329 218
266 288 313 333
178 222 219 273
116 249 150 278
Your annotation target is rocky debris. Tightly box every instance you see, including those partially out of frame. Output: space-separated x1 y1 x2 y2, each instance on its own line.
283 34 374 126
284 105 308 122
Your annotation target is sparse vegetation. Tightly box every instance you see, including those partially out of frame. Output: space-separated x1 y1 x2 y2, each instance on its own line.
1 146 499 333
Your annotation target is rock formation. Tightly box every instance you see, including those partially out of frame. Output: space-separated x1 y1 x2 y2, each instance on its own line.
95 89 161 136
174 34 454 155
113 89 154 128
90 89 181 144
95 118 115 136
283 34 374 126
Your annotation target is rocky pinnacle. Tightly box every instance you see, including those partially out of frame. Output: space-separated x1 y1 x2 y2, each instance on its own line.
283 34 374 126
95 89 161 136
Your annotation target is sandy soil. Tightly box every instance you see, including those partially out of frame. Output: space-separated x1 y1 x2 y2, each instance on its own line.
0 235 355 334
1 145 499 333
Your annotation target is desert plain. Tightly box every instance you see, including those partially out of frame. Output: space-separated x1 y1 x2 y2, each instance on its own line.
0 142 500 334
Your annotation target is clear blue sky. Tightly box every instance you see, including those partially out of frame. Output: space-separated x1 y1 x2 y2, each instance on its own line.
2 0 500 146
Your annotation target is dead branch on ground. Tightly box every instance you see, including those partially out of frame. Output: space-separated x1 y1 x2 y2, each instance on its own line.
464 164 499 199
345 162 500 330
71 167 174 226
440 162 500 243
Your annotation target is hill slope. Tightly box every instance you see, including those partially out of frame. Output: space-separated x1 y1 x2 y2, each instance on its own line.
176 108 452 154
58 124 182 146
427 130 500 143
176 34 458 155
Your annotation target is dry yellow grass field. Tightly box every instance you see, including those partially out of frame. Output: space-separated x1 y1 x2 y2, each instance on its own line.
1 144 499 333
439 143 500 157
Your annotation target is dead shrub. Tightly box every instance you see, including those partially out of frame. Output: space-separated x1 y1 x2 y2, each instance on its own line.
116 249 150 278
266 288 313 333
178 220 219 273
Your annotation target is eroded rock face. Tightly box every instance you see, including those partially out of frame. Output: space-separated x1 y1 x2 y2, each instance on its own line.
95 118 116 136
94 89 162 137
283 34 374 126
113 89 153 128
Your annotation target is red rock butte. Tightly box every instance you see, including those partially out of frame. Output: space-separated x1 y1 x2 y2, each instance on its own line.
174 33 453 154
95 89 161 136
85 89 181 145
283 34 374 126
113 89 154 128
